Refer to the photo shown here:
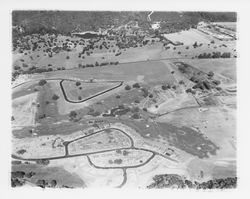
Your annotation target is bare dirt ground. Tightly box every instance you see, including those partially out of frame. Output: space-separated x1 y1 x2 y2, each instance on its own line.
12 92 38 128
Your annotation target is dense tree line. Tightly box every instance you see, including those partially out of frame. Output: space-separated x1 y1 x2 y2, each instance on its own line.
198 52 231 59
147 174 237 189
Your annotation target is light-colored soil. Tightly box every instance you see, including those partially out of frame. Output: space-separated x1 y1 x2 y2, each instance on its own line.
12 92 38 128
164 29 212 45
68 129 131 155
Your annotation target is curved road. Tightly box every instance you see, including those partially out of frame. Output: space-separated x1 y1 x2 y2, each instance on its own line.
60 79 123 103
12 127 177 188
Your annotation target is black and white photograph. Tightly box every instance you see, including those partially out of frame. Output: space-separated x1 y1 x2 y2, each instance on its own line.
1 0 250 197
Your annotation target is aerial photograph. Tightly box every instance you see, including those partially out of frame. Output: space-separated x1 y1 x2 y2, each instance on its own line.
11 11 237 189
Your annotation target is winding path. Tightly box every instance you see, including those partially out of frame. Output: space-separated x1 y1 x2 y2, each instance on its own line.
12 127 177 188
60 80 123 103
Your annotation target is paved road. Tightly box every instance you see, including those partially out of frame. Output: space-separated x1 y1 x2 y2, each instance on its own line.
60 79 123 103
12 127 177 188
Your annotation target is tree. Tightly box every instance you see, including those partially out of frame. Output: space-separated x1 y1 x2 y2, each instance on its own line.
208 71 214 77
66 55 70 59
52 94 59 100
221 52 231 58
179 80 184 85
17 149 26 154
14 65 21 70
161 85 168 90
49 180 57 188
38 79 47 86
213 80 221 85
125 85 131 90
36 159 50 165
186 88 192 93
134 99 140 104
132 83 140 88
75 81 81 86
36 179 46 188
193 42 198 48
69 111 77 118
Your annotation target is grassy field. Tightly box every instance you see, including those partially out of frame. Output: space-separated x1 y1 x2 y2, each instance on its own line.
62 80 119 101
176 58 236 81
12 92 38 127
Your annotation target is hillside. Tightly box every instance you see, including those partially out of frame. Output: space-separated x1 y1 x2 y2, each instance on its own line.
12 11 236 36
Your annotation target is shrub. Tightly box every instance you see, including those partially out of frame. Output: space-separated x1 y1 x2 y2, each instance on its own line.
208 71 214 77
221 52 231 58
14 65 21 70
179 80 184 85
36 159 50 165
161 85 168 90
193 42 198 48
66 56 70 59
17 149 26 155
186 88 192 93
125 85 131 90
36 179 46 188
132 83 140 88
75 81 81 86
114 159 122 164
69 111 77 118
22 63 29 68
38 79 47 86
52 94 59 100
49 180 57 188
213 80 221 85
134 99 140 104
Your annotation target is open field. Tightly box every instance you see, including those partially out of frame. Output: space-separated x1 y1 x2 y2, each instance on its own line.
164 29 212 45
61 80 121 102
177 58 236 82
68 129 131 155
12 92 38 128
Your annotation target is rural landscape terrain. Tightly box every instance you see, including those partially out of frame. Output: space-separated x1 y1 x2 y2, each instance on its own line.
11 11 237 189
